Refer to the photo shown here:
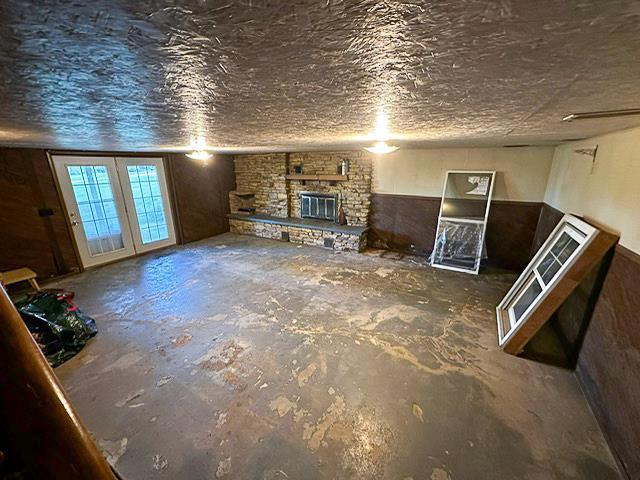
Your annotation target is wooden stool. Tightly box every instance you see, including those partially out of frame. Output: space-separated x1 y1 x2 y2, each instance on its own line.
0 268 41 292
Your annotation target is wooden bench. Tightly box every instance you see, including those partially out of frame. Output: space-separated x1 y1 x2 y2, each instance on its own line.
0 268 41 291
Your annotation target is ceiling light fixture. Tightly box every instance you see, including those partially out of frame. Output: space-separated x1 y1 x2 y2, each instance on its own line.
562 108 640 122
186 150 212 162
363 107 399 155
364 141 399 155
186 135 213 165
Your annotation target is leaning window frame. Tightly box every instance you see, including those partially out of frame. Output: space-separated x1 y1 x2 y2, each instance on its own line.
496 214 598 347
431 170 496 275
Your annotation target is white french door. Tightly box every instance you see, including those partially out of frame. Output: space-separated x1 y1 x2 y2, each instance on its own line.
115 157 176 254
52 155 176 268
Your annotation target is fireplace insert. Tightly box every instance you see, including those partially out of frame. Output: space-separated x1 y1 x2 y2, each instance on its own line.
300 192 337 221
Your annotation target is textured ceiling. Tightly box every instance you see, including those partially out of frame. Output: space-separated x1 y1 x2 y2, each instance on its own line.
1 0 640 153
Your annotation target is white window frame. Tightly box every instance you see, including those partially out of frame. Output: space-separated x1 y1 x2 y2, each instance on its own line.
496 214 598 347
431 170 496 275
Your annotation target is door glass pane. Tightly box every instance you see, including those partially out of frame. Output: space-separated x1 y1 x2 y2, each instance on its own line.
126 165 170 244
512 276 543 320
66 165 125 256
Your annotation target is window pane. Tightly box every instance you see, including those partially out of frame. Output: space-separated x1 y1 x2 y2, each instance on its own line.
143 197 155 212
138 213 149 229
102 200 118 219
84 221 98 239
66 165 125 256
558 237 579 263
537 253 555 278
512 278 543 320
131 182 142 199
541 260 562 284
78 203 94 221
134 197 145 212
90 201 106 220
94 166 110 184
150 181 161 196
95 219 109 237
141 181 152 197
127 166 139 182
107 218 122 234
126 163 169 245
72 184 89 203
99 183 114 200
152 196 164 212
550 232 571 257
141 228 152 244
68 166 84 185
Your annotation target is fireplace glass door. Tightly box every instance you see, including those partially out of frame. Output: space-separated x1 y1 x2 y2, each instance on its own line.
300 193 337 221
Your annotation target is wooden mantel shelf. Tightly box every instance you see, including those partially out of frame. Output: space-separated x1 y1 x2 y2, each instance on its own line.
284 174 348 181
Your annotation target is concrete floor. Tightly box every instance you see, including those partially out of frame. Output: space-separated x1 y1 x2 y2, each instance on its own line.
52 233 619 480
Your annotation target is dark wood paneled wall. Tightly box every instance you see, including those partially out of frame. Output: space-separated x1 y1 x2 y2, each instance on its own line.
485 200 544 272
368 193 542 272
531 202 564 255
531 202 638 479
0 148 80 278
576 246 640 479
368 194 440 257
166 154 235 244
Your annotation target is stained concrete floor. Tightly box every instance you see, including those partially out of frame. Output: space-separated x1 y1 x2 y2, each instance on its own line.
51 233 620 480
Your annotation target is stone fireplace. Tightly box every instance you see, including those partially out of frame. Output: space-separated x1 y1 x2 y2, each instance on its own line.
227 151 372 251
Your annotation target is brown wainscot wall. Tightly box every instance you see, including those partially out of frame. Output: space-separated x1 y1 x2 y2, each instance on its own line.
530 202 639 480
367 193 542 272
0 148 81 278
166 153 235 244
576 244 640 479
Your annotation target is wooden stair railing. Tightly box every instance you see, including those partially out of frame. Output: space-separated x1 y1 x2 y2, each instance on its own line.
0 284 116 479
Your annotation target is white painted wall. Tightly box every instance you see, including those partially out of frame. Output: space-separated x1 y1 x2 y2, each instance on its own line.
372 146 554 202
544 126 640 254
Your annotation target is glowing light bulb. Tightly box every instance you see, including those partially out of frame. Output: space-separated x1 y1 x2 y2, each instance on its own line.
364 107 399 154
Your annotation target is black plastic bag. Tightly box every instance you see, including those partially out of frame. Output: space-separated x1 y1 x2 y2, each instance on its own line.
15 290 98 367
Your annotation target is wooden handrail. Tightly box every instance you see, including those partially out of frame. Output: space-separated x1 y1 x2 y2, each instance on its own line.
0 285 116 479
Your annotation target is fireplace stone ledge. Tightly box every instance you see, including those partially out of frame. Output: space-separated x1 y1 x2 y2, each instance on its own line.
227 214 367 252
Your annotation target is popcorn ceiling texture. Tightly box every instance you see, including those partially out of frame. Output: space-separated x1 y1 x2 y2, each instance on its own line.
1 1 640 151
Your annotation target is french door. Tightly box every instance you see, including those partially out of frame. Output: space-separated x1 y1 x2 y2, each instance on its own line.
52 155 176 268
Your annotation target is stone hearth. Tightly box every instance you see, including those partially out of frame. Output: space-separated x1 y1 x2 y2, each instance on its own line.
228 213 367 252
